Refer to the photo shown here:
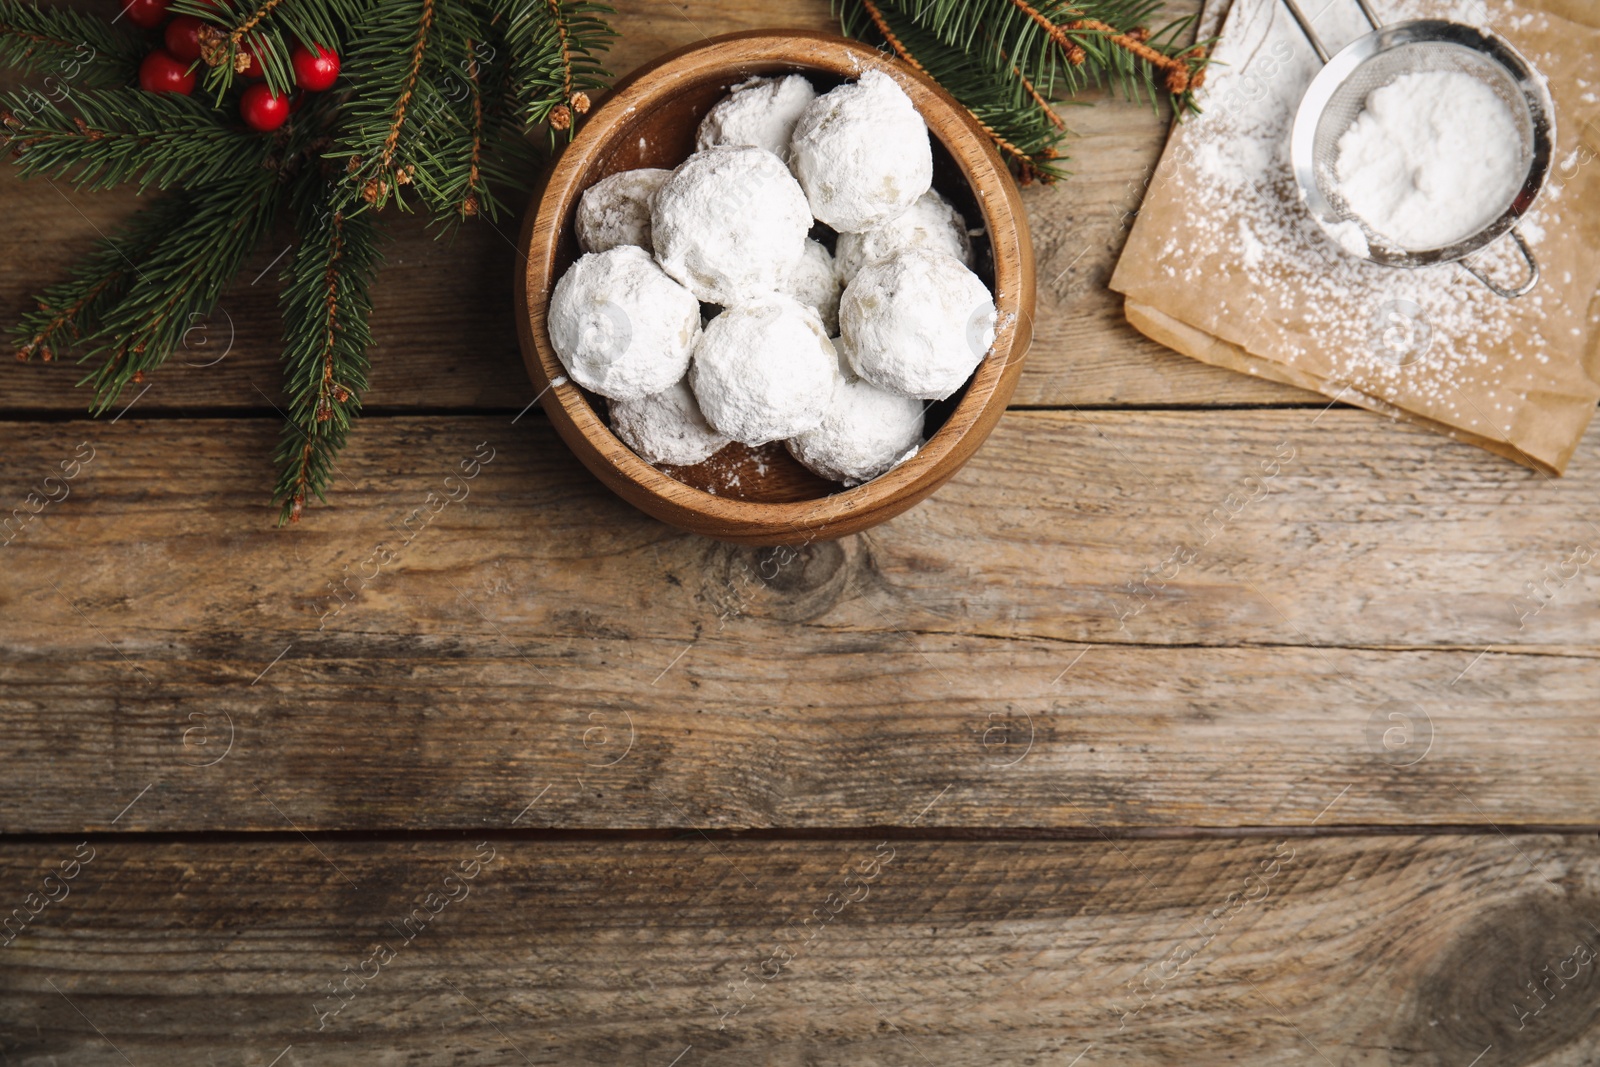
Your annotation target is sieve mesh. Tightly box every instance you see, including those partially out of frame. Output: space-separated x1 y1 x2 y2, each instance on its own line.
1311 41 1536 238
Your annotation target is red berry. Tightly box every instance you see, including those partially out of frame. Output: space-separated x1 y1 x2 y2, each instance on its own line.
240 82 289 131
119 0 169 30
291 42 340 91
138 50 195 95
164 15 205 62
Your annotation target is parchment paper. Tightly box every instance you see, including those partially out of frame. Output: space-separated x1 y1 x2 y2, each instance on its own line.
1110 0 1600 474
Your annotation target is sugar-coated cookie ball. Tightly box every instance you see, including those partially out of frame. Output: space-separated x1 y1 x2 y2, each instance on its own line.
610 378 730 467
689 295 839 446
575 168 671 254
651 146 811 305
548 246 701 402
787 356 925 485
835 188 973 282
782 238 843 336
695 74 816 161
840 249 995 401
789 69 933 233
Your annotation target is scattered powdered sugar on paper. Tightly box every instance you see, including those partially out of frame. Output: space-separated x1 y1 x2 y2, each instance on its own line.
1130 0 1597 441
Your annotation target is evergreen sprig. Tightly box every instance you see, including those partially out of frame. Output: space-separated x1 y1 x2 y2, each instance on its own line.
79 164 281 411
4 0 613 524
838 0 1213 181
493 0 613 136
0 0 143 86
273 183 380 524
1 88 272 191
12 192 191 364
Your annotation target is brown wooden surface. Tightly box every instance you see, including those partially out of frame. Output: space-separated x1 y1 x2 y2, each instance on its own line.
4 412 1600 835
4 835 1600 1065
2 0 1597 1062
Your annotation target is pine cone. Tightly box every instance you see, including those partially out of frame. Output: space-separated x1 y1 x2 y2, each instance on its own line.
197 25 229 68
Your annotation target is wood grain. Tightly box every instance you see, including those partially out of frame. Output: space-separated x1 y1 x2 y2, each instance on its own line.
3 834 1598 1064
0 0 1303 417
3 413 1598 832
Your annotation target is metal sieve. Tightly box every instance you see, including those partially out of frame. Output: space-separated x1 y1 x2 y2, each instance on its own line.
1281 0 1555 297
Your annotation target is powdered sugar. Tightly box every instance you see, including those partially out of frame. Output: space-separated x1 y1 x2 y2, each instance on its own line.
782 238 843 335
1118 0 1587 437
547 245 701 401
841 248 996 400
575 168 670 254
695 74 816 161
787 354 927 483
1334 70 1524 249
689 295 840 445
835 188 973 282
609 378 730 465
789 69 933 232
651 145 811 305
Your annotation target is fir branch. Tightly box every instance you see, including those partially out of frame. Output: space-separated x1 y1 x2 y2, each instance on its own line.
406 33 492 220
10 192 191 363
0 88 271 192
489 0 612 138
379 0 434 172
78 166 281 411
331 0 460 207
273 181 380 524
0 0 144 87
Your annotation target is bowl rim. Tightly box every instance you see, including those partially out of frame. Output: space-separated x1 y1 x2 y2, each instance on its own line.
515 28 1036 543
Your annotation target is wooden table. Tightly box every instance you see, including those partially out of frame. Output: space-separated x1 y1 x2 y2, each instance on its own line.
4 2 1599 1063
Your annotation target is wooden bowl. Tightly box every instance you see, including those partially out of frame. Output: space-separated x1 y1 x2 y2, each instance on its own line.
515 30 1036 546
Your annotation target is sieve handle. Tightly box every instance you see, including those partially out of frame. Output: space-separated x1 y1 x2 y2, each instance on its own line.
1280 0 1332 62
1279 0 1382 64
1460 228 1540 299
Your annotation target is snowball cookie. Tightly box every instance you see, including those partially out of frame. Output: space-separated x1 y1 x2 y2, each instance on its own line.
787 357 925 485
610 378 730 467
575 168 670 254
840 248 996 401
651 146 812 305
695 74 816 161
782 238 843 335
835 189 973 283
547 246 701 402
689 295 839 446
789 69 933 233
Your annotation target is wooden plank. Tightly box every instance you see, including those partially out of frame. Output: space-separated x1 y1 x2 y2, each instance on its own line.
0 0 1301 415
2 834 1598 1064
2 413 1598 832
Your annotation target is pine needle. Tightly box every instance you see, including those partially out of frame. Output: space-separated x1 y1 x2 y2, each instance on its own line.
0 0 144 86
273 180 381 525
1 89 272 192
